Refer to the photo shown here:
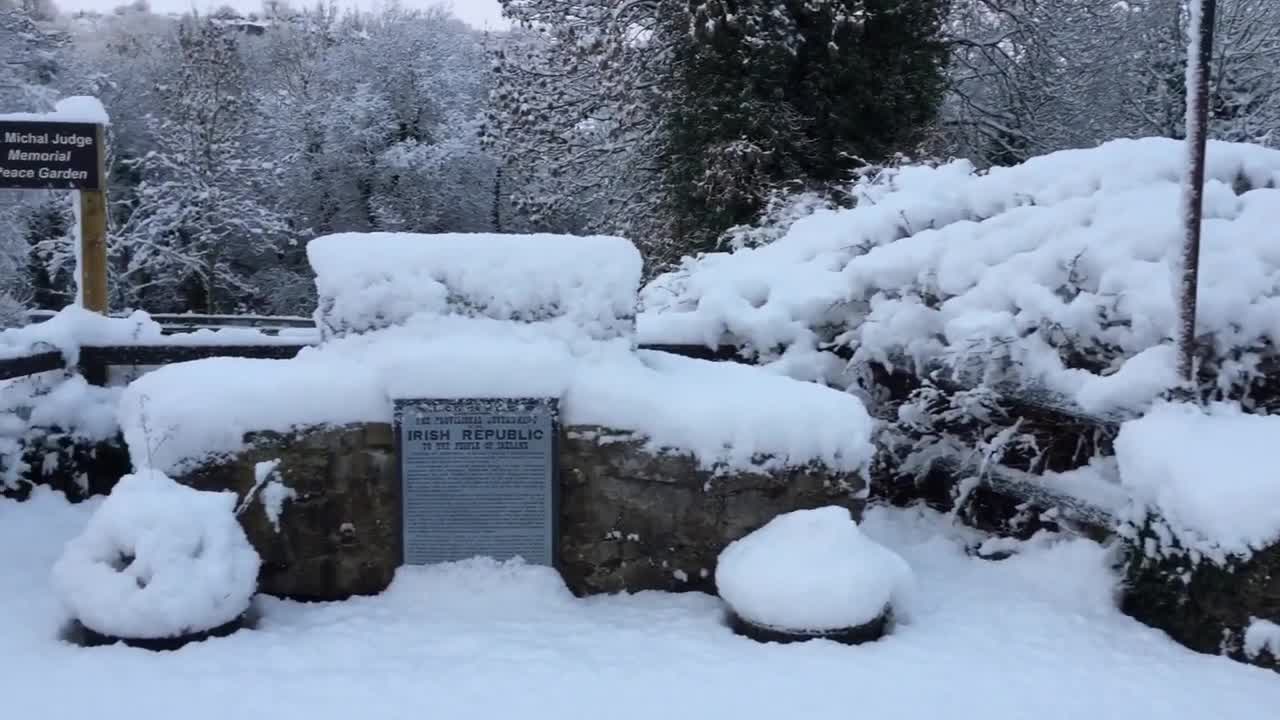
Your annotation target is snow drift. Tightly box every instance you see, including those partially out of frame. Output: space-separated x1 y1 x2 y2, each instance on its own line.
642 137 1280 416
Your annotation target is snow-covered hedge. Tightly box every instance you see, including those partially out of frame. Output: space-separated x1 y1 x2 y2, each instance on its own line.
51 469 260 640
642 138 1280 416
1116 401 1280 561
716 506 911 633
2 374 122 496
308 232 643 342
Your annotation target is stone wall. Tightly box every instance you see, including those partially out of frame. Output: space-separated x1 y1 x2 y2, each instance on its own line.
175 422 868 600
181 424 400 600
560 426 866 595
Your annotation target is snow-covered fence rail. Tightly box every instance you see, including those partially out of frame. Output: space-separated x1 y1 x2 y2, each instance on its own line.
23 310 317 336
0 350 64 381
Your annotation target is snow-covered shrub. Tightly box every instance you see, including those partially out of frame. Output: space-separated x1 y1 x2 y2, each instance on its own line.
716 506 911 639
641 137 1280 416
307 232 644 342
52 469 261 640
1 375 125 500
1116 402 1280 670
1116 402 1280 561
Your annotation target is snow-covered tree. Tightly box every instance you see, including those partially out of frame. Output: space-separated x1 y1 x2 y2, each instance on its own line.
113 16 291 314
65 3 495 315
0 0 72 324
667 0 949 253
487 1 681 248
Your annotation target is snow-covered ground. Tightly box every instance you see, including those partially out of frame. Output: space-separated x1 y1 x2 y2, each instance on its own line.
4 490 1277 720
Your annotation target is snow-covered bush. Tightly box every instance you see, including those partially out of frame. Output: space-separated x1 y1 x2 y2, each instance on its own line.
716 506 911 637
1 375 125 499
52 469 260 640
1116 401 1280 669
642 138 1280 416
1116 401 1280 562
307 232 644 342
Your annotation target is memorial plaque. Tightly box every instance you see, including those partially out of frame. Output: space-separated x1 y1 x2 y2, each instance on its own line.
0 121 103 191
395 397 559 567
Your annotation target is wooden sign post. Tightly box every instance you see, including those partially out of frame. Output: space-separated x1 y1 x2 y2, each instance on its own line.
0 117 108 313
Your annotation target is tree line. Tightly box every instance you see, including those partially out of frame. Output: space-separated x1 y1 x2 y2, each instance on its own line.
2 0 1277 322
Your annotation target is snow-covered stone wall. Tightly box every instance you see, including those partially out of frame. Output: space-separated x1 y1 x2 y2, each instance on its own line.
308 232 644 342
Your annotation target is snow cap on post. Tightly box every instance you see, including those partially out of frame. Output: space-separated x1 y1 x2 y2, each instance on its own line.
307 232 643 342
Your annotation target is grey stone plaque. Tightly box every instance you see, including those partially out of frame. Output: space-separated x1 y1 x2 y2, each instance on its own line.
394 397 559 567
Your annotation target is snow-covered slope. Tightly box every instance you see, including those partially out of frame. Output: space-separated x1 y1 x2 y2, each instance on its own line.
642 138 1280 415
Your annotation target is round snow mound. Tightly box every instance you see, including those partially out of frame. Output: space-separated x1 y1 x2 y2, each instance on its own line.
716 506 912 633
52 469 261 640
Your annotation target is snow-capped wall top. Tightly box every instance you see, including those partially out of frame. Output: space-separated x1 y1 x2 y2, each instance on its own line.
120 308 875 476
307 232 643 342
118 318 876 477
1115 401 1280 560
0 96 110 125
641 137 1280 415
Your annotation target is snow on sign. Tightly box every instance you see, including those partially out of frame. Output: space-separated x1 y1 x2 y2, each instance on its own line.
0 121 103 191
394 398 559 568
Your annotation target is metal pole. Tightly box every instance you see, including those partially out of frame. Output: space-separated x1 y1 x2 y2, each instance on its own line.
1176 0 1217 384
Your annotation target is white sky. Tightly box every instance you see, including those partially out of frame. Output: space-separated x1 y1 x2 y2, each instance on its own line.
55 0 509 29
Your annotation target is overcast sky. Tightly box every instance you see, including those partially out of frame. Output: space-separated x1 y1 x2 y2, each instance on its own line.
56 0 509 29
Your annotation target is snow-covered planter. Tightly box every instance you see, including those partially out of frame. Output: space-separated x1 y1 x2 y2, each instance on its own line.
52 469 261 650
1116 403 1280 672
716 506 911 644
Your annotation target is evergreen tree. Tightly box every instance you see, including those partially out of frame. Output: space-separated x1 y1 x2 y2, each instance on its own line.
666 0 950 253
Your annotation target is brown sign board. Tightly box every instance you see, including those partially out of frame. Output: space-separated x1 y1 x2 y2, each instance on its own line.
0 121 103 191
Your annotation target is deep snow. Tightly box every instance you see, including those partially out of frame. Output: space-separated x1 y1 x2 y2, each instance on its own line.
3 490 1278 720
